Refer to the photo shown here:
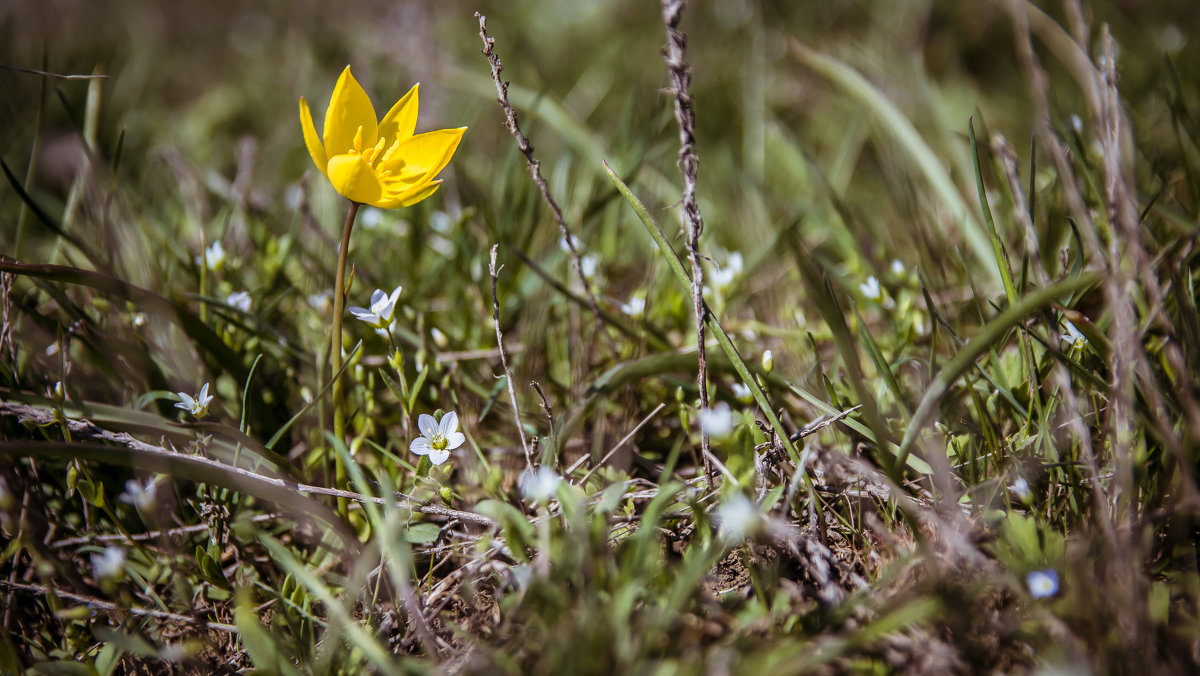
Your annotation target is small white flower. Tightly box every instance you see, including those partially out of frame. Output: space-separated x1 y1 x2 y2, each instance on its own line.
359 207 383 229
430 211 452 234
621 296 646 319
131 312 148 328
761 349 774 374
174 382 213 418
92 546 126 579
580 253 600 278
431 327 449 349
731 382 752 403
284 184 304 210
196 241 225 269
1070 114 1083 134
1026 569 1059 599
1062 320 1087 349
307 290 332 313
890 258 906 276
710 252 743 291
159 642 190 662
227 291 252 313
1010 477 1031 502
698 401 734 438
119 478 158 510
558 234 582 252
859 275 881 300
520 466 562 503
717 493 761 543
410 411 466 466
348 285 402 331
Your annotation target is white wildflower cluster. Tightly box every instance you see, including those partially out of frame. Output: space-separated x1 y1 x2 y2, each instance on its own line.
119 478 159 510
410 411 465 466
1026 569 1059 599
621 295 647 319
717 493 762 543
349 285 403 336
227 291 252 313
709 251 743 292
91 546 126 580
1062 320 1087 349
174 383 213 418
520 466 562 504
196 241 226 270
698 402 734 439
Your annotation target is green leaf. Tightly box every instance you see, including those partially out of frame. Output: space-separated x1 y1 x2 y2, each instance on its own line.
403 522 441 544
235 602 303 676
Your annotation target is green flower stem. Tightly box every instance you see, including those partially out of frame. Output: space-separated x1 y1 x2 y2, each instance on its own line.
331 201 361 499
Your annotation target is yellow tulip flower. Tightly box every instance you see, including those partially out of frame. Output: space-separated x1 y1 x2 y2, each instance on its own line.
299 66 465 209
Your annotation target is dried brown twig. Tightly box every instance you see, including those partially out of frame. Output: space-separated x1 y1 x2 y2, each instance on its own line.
475 12 615 360
660 0 712 484
489 245 533 472
0 401 496 528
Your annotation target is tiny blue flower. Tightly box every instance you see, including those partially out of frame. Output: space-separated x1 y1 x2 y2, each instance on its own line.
1026 569 1059 599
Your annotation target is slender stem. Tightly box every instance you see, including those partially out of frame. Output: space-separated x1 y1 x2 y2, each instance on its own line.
331 201 361 496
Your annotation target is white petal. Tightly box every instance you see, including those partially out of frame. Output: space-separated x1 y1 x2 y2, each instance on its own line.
417 414 438 437
377 301 396 324
387 285 403 306
410 438 432 455
439 411 459 436
199 383 209 399
369 289 387 311
446 432 465 450
348 306 371 318
428 448 450 465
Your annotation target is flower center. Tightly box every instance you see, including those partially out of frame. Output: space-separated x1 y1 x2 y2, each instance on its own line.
349 125 403 176
430 433 448 451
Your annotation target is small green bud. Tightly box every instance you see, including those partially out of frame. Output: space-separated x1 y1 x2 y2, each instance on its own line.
438 486 453 504
761 350 774 374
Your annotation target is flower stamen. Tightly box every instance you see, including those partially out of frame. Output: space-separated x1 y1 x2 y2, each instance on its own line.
380 138 402 164
363 136 387 164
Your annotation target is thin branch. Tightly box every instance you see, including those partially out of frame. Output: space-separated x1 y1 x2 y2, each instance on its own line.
489 245 533 471
475 12 615 357
0 579 237 633
530 380 556 465
0 64 109 80
661 0 712 484
574 403 666 484
0 401 496 528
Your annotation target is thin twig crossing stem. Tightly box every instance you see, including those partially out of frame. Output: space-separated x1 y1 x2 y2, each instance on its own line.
490 245 533 471
475 12 616 358
661 0 712 484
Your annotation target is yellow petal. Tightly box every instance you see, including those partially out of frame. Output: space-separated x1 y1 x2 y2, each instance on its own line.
377 179 441 209
397 180 442 207
376 127 466 185
299 97 327 175
377 83 419 144
326 154 384 206
323 66 379 157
